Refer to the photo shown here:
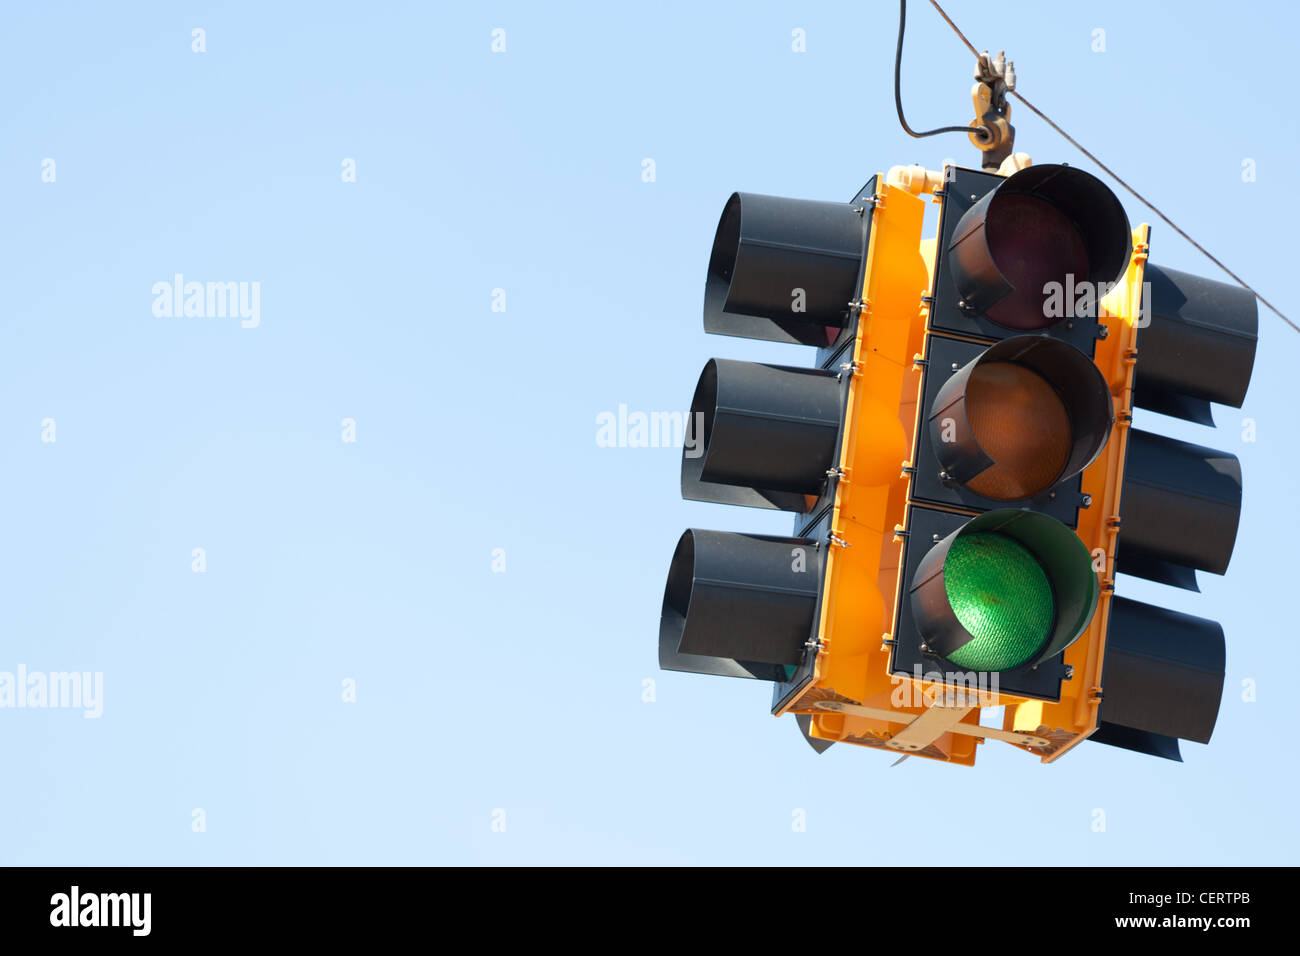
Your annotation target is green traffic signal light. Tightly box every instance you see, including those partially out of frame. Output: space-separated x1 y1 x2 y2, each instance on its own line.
943 532 1054 671
909 509 1098 676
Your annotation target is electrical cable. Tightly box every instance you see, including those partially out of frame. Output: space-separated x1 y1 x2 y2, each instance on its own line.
896 0 989 141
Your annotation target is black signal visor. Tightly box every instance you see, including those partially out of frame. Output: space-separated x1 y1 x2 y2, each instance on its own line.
1133 264 1259 425
1116 430 1243 590
681 358 842 512
704 192 868 346
659 529 823 680
1094 596 1226 748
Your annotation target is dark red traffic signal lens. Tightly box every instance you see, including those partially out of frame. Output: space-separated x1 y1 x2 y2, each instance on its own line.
947 164 1131 331
983 193 1089 330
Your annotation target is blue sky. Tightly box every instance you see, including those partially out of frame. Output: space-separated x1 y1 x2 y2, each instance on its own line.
1 1 1296 864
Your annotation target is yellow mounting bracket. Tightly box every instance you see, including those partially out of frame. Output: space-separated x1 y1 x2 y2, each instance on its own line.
813 701 1052 750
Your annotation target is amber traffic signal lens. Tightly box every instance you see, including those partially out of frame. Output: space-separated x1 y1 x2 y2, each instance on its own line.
963 361 1071 500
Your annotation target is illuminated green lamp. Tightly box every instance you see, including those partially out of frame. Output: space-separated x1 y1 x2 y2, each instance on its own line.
943 532 1055 671
910 510 1099 674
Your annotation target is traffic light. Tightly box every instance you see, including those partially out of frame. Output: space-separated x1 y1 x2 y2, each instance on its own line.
1086 263 1257 760
660 183 885 681
888 163 1129 713
658 160 1256 766
659 171 941 756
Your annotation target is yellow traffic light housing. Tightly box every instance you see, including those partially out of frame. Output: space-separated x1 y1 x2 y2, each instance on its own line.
660 158 1255 766
775 170 1149 763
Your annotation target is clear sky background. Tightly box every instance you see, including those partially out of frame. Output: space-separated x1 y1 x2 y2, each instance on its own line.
1 1 1296 865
